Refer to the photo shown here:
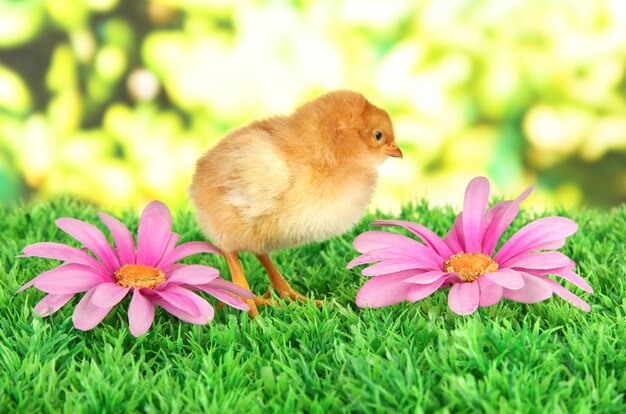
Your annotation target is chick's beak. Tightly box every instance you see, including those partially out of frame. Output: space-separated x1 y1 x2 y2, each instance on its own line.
384 143 403 158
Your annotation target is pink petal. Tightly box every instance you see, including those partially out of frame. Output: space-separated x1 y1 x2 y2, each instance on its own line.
448 282 480 315
33 264 112 294
197 287 250 311
135 201 172 267
462 177 490 253
403 271 451 284
34 293 74 317
483 201 511 235
200 278 256 299
443 213 465 254
72 289 114 331
495 217 578 264
156 299 215 324
21 242 107 275
156 284 210 317
406 277 448 302
353 231 433 254
370 220 452 259
128 290 155 337
158 241 221 270
502 273 553 303
482 185 534 256
483 268 525 290
56 217 120 272
157 233 180 268
97 212 136 266
503 251 571 270
154 288 214 324
444 273 463 284
347 249 417 269
510 259 593 294
166 264 185 273
157 292 200 317
348 245 442 270
552 268 593 293
477 277 503 307
18 263 68 293
361 259 439 277
356 272 413 308
91 283 130 308
535 275 591 311
166 264 220 285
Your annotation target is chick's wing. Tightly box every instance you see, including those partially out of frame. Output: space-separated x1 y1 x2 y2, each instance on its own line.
216 129 291 219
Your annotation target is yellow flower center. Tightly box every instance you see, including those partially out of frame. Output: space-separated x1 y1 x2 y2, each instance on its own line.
444 253 499 283
114 264 166 289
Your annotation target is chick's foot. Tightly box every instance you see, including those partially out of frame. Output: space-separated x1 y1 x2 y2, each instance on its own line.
265 286 323 306
257 254 323 307
254 295 279 307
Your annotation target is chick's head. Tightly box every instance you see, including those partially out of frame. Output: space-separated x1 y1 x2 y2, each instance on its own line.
357 101 402 164
295 90 402 168
334 96 401 168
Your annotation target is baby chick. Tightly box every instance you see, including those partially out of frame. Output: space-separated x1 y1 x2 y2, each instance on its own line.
190 90 402 317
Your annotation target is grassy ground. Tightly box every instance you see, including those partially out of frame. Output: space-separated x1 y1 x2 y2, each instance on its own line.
1 198 624 413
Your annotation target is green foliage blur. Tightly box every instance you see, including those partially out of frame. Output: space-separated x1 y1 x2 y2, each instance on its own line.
1 0 625 212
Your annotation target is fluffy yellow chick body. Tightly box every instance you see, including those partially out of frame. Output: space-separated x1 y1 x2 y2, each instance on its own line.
192 129 377 253
190 90 401 317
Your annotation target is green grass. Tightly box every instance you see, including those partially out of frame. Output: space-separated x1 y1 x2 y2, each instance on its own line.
1 198 625 413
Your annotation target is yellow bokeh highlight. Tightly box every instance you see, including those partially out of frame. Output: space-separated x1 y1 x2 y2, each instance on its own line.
0 0 625 212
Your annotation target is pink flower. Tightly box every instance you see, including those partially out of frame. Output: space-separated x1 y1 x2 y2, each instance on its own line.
18 201 254 336
348 177 593 315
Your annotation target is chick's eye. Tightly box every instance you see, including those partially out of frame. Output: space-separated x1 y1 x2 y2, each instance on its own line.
374 131 383 141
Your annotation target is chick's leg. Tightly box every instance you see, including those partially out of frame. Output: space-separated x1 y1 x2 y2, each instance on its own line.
256 254 323 306
222 252 277 319
223 251 259 318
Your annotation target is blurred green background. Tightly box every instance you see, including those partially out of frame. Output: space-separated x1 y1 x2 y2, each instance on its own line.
1 0 625 213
